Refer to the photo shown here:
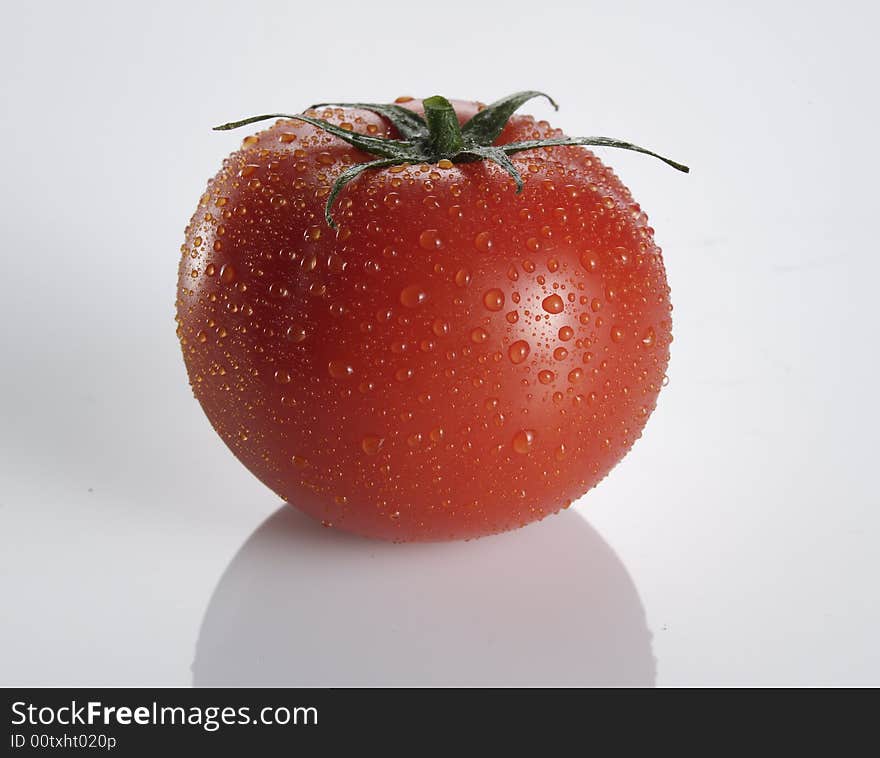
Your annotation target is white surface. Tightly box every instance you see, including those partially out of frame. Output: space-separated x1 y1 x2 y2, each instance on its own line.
1 0 877 686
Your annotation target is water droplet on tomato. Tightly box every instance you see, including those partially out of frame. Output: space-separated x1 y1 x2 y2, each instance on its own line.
400 284 428 308
508 340 530 364
483 289 505 311
454 268 471 288
580 252 599 272
286 324 307 342
361 435 384 455
474 231 493 253
538 370 555 385
542 294 565 314
219 263 237 285
470 327 489 344
419 229 442 250
328 360 354 379
512 429 536 454
558 325 574 341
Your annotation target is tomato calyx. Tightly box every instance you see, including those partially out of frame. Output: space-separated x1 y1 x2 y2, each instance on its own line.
214 90 690 229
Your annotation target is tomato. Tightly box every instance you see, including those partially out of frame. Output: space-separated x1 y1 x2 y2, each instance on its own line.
176 92 685 541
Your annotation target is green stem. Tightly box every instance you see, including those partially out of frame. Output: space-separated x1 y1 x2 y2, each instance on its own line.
422 95 463 155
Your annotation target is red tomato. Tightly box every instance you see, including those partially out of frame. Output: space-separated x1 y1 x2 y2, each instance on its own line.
176 95 678 541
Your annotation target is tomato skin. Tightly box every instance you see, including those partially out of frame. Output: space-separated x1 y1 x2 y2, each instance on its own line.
177 99 672 541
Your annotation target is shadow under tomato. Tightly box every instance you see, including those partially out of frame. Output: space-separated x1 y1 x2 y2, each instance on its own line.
192 506 655 687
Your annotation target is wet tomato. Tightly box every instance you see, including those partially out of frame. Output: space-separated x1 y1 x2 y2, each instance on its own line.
176 92 684 541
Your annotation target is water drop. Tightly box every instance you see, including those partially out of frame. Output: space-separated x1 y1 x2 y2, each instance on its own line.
512 429 536 454
361 435 385 455
508 340 530 364
470 327 489 344
328 360 354 379
400 284 428 308
542 294 565 314
419 229 442 250
474 231 493 253
483 289 505 311
219 263 237 285
580 252 599 272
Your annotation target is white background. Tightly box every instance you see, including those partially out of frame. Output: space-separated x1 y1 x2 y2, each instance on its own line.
1 0 877 686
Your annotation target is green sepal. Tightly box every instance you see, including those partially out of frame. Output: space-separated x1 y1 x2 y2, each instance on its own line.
214 113 418 160
502 136 690 173
323 157 406 229
458 146 524 192
461 91 558 146
308 102 429 140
